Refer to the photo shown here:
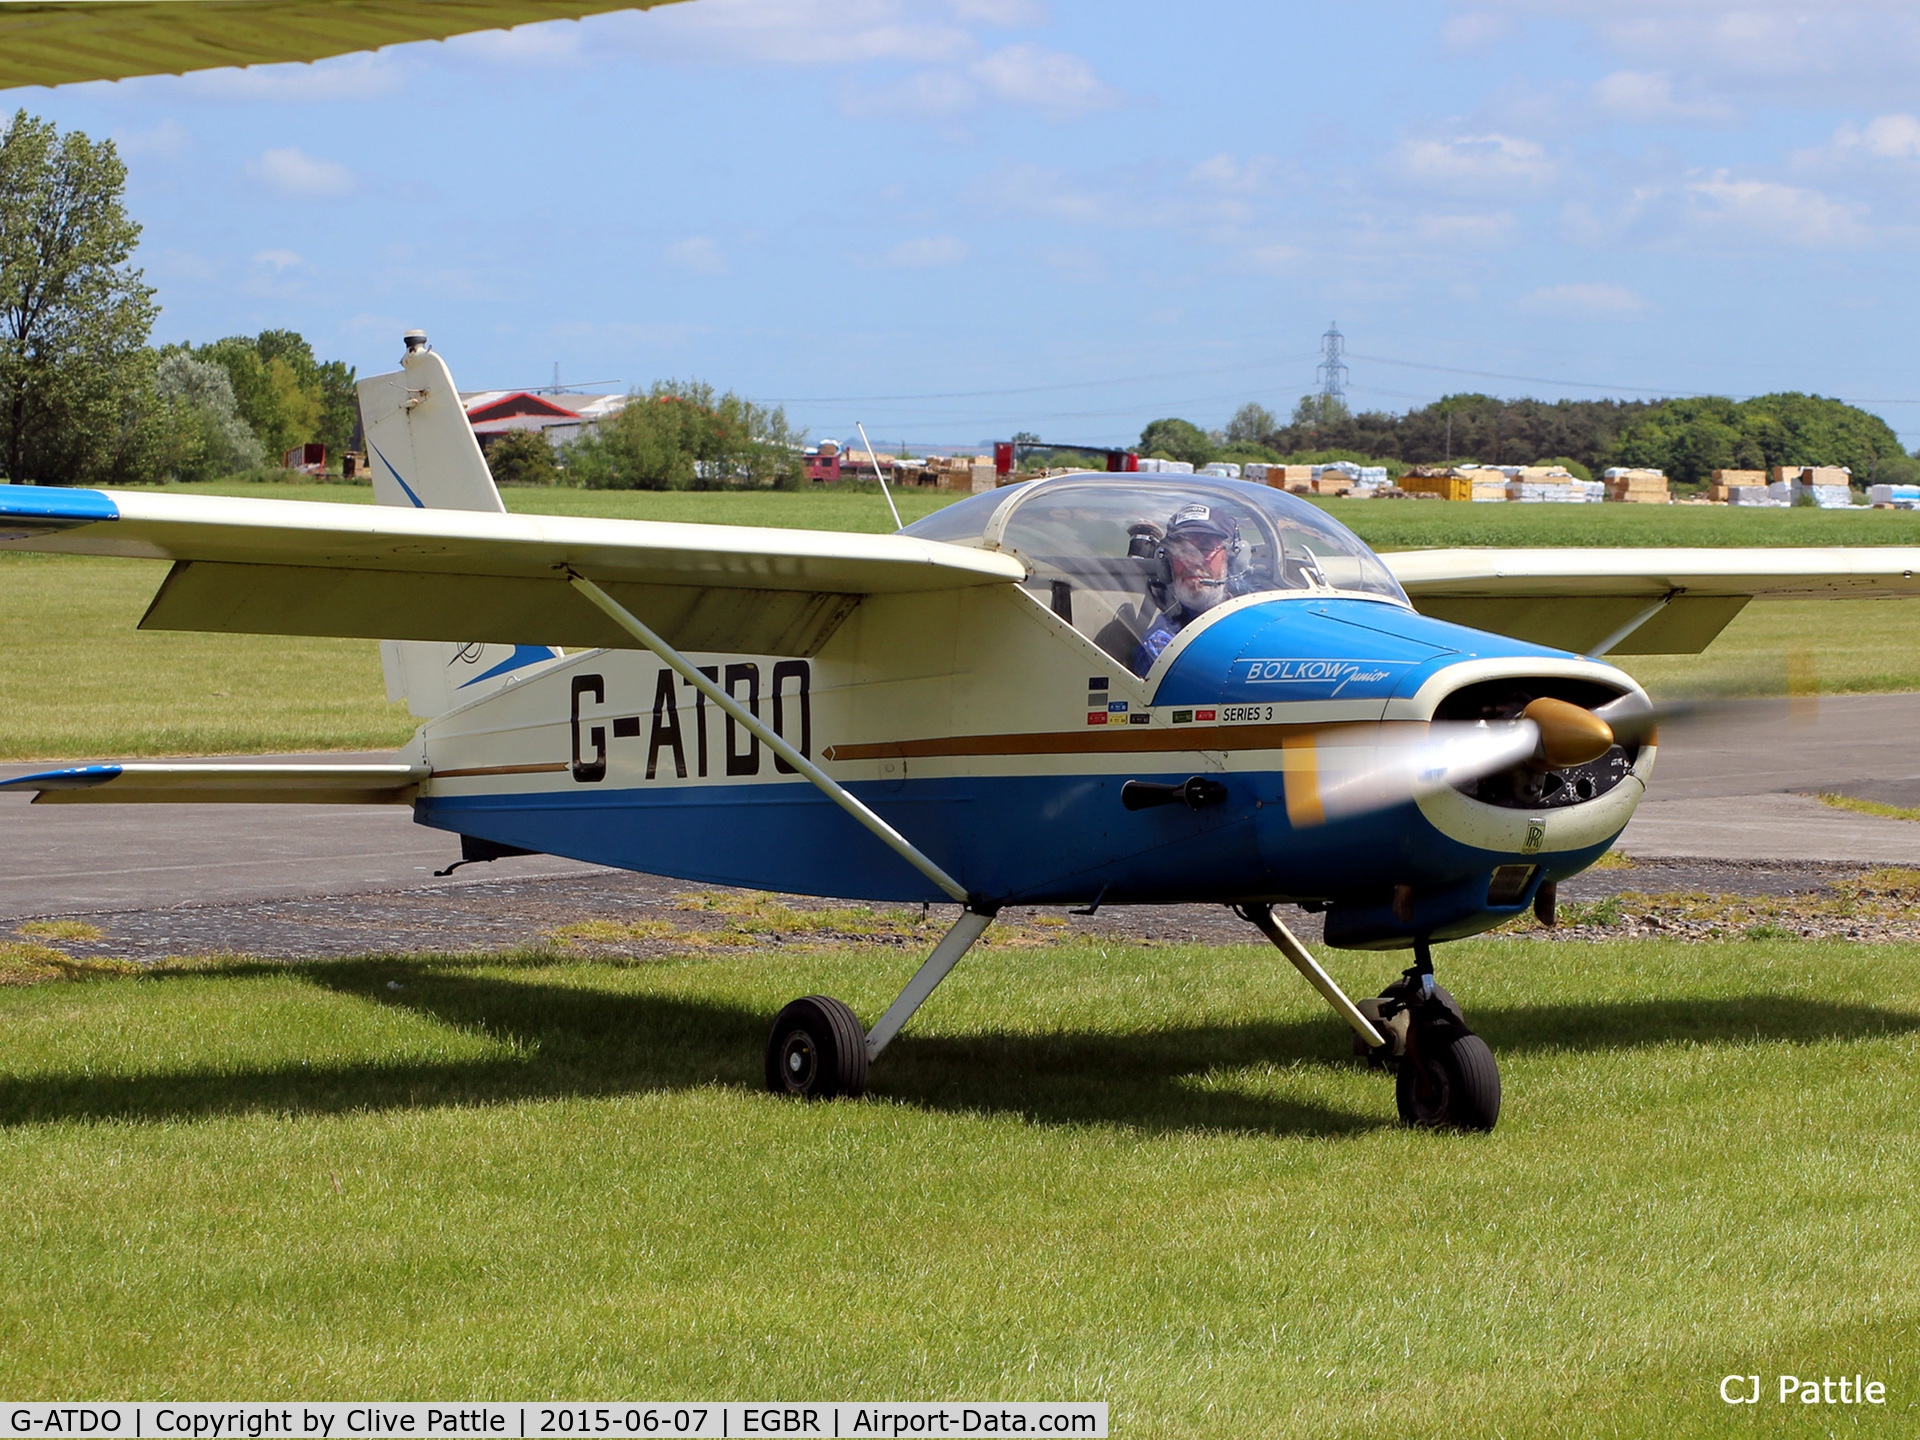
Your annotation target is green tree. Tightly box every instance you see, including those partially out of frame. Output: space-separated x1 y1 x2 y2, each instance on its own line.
1605 392 1903 485
1608 396 1751 485
149 349 267 481
0 110 158 484
196 329 339 461
566 380 802 491
1225 402 1277 447
484 428 558 486
1137 417 1213 466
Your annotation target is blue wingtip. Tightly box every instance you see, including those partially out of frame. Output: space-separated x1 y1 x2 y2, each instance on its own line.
0 485 119 524
0 764 123 792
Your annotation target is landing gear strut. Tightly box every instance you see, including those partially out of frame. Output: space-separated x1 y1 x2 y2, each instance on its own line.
764 907 998 1101
1362 937 1501 1132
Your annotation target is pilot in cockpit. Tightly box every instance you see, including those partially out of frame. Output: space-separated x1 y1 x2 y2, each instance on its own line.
1129 503 1242 676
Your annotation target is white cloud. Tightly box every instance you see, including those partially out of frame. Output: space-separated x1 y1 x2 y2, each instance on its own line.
109 118 191 160
1483 2 1920 103
1685 172 1868 246
1188 153 1275 194
1441 11 1513 50
1395 133 1557 191
978 163 1113 224
1039 245 1104 282
1515 282 1650 317
968 43 1120 115
839 68 978 118
1591 70 1733 123
881 234 970 267
253 249 302 272
447 21 585 64
949 0 1047 23
182 52 402 102
638 0 974 67
1831 113 1920 161
1413 212 1517 246
665 237 729 274
1241 244 1301 273
245 147 356 198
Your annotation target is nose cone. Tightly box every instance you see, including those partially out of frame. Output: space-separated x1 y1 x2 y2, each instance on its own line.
1524 696 1615 768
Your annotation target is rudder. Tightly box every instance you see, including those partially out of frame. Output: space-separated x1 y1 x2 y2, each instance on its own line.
359 331 562 717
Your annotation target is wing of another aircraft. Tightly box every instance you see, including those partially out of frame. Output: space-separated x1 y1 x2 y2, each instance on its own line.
1386 546 1920 654
0 486 1027 657
0 762 427 804
0 1 683 89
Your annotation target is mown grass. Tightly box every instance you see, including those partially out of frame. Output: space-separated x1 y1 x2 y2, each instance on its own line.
1319 495 1920 549
1819 794 1920 823
0 935 1915 1433
1617 597 1920 698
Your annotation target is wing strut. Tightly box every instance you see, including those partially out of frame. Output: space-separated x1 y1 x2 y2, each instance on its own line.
565 570 971 904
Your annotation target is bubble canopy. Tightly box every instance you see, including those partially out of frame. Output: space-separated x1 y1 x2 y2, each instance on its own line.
900 474 1410 669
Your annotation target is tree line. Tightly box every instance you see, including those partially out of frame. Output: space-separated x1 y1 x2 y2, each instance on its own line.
0 110 354 486
1145 387 1918 489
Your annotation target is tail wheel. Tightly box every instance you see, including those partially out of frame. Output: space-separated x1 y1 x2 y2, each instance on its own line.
1396 1030 1500 1132
765 995 869 1100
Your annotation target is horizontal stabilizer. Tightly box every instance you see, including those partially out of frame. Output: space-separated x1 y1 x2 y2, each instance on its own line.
0 763 428 805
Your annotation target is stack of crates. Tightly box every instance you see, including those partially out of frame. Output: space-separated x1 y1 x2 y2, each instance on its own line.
1708 469 1766 503
1782 465 1854 508
1506 465 1587 503
1603 468 1670 503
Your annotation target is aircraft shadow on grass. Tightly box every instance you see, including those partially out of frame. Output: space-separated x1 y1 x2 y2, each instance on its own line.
1 958 1914 1136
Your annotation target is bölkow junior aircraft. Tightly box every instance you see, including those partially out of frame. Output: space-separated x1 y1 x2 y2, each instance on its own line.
7 335 1920 1130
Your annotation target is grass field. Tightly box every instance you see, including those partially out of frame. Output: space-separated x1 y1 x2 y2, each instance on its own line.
1 931 1915 1433
4 480 1919 759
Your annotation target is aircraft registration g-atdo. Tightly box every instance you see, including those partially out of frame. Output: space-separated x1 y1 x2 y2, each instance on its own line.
8 335 1920 1131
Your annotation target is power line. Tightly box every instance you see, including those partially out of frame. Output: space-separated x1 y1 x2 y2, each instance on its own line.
753 354 1321 406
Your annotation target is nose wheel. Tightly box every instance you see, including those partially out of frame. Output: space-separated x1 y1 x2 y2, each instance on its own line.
1363 939 1501 1132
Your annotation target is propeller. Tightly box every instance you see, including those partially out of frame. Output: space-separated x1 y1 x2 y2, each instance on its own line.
1285 695 1632 827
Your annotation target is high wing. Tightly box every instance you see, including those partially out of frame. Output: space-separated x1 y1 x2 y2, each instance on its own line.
0 485 1026 656
1385 546 1920 654
0 1 683 89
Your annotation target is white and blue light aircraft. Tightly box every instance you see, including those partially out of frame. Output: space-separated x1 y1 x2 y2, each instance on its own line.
8 334 1920 1130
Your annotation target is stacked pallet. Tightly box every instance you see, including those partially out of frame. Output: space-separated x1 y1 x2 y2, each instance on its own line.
1507 465 1588 503
1708 469 1766 503
1780 465 1854 508
1267 463 1313 492
1869 483 1920 509
1603 467 1670 503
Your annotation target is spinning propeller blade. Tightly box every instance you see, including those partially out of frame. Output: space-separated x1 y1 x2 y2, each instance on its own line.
1284 696 1625 827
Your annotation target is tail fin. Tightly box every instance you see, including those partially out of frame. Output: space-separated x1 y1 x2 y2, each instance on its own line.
359 331 562 718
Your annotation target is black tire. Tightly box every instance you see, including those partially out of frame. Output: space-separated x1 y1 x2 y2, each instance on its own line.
1396 1029 1500 1132
765 995 869 1100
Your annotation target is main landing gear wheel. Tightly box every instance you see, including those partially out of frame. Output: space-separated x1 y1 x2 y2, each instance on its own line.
765 995 868 1100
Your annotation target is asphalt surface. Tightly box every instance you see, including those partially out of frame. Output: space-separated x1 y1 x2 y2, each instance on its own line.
5 693 1920 952
1614 693 1920 863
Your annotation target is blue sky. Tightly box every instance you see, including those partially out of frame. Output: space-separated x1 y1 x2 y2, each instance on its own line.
7 0 1920 449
